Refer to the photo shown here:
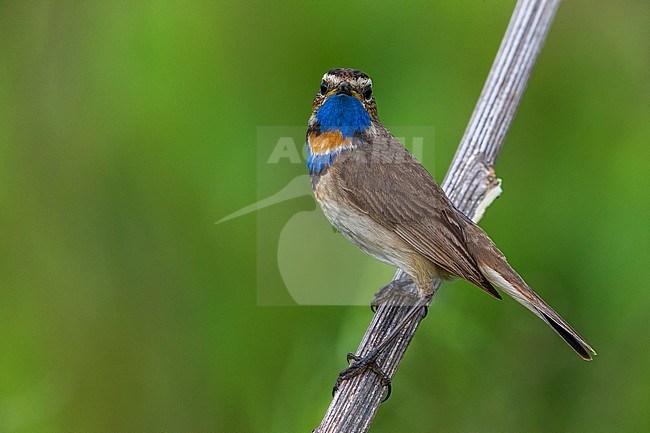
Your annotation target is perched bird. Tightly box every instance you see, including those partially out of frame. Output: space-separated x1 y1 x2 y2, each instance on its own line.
306 68 595 361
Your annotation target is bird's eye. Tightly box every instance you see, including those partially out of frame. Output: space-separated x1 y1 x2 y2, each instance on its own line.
363 85 373 100
320 82 328 95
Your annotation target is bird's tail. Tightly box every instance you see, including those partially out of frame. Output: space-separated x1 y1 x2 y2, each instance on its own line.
478 262 596 360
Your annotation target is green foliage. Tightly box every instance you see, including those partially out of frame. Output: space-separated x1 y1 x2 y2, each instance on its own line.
0 1 648 431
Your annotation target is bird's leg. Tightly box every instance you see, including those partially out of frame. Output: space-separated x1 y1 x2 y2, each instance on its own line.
333 295 431 401
371 275 420 312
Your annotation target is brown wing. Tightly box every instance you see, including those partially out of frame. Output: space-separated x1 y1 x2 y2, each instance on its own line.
335 140 500 299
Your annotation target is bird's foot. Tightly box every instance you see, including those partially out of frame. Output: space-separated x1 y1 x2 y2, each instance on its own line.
335 295 430 402
371 277 421 312
332 351 392 402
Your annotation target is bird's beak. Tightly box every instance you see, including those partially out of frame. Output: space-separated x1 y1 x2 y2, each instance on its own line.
327 81 362 100
336 81 352 95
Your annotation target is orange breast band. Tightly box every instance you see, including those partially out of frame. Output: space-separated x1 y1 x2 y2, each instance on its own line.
308 130 351 154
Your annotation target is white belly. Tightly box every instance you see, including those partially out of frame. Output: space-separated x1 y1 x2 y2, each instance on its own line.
314 171 416 270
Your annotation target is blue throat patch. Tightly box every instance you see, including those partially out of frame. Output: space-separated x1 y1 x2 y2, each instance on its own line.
307 94 371 174
315 94 371 138
306 143 336 174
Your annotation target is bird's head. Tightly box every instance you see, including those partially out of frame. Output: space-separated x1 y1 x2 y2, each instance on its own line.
309 68 377 138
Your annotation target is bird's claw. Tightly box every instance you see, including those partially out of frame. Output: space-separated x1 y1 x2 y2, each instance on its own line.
332 352 392 402
371 277 422 312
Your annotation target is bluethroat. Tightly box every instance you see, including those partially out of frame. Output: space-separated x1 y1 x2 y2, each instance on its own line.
306 68 595 396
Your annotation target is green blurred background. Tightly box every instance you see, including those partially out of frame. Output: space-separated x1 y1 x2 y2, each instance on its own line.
1 1 648 432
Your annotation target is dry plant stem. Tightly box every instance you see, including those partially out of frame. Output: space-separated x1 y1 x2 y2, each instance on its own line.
315 1 561 432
